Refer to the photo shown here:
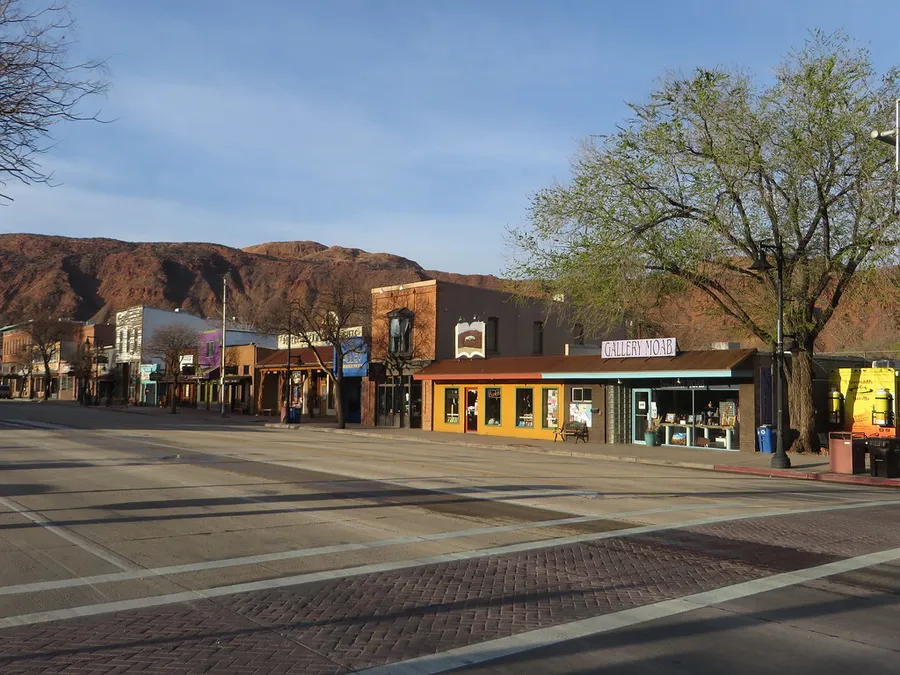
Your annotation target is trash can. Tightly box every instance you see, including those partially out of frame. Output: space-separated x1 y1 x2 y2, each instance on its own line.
288 406 302 423
868 438 900 478
828 431 866 474
757 425 774 454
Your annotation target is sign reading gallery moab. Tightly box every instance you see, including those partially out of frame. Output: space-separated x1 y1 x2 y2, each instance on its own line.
601 337 678 359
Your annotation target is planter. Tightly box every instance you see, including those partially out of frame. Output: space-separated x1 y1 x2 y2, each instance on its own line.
645 431 657 446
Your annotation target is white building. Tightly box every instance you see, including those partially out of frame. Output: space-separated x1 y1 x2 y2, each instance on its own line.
114 306 211 405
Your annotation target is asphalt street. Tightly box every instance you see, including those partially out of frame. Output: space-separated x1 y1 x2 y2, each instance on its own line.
0 401 898 674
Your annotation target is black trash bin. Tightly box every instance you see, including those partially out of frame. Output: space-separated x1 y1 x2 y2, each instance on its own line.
868 438 900 478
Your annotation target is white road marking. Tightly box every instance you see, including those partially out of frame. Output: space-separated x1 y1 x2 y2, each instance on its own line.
4 419 71 430
0 502 743 596
356 546 900 675
0 498 897 629
0 496 138 571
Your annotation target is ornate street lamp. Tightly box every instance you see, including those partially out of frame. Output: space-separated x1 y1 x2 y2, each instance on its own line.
749 245 791 469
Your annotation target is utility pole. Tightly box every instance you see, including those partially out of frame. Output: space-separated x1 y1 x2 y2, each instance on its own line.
220 274 227 418
285 314 292 424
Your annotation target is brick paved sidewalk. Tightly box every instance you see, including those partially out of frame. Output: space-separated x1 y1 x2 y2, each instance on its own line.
2 503 898 674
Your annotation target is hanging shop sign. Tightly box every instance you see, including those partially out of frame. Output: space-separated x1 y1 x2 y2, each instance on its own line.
455 320 486 359
601 338 677 359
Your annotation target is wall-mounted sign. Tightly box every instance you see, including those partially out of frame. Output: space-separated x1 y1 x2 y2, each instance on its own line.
601 338 677 359
335 337 369 377
455 320 486 359
278 325 363 350
139 363 158 380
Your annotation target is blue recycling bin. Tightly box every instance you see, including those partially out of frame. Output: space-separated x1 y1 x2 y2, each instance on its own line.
757 425 774 454
288 407 301 423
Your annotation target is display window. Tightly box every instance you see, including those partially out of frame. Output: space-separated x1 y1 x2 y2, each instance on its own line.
444 387 460 424
653 389 740 449
485 387 502 426
542 388 559 428
516 388 534 428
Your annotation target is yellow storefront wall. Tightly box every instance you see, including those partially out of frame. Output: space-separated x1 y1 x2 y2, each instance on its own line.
432 383 561 440
829 367 898 438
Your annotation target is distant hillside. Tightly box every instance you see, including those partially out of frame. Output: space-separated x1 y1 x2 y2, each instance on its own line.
0 234 501 325
0 234 895 353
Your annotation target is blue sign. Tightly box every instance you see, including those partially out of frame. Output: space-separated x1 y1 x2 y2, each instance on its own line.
335 337 368 377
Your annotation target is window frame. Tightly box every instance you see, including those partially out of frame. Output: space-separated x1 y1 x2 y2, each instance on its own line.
444 387 460 424
541 387 560 429
387 308 414 356
486 317 499 353
573 323 585 346
515 387 534 428
485 387 502 426
572 387 593 403
532 321 544 355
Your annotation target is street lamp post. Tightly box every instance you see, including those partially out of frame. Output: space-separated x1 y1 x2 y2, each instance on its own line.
82 337 91 405
220 274 227 418
749 244 791 469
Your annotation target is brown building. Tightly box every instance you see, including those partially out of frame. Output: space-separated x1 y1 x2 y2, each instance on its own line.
256 346 335 419
365 279 588 427
194 343 277 414
0 319 111 400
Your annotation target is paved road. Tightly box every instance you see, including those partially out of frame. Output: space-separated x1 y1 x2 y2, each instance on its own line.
1 402 899 674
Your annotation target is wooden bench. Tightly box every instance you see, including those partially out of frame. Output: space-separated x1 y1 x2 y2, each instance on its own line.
554 421 589 443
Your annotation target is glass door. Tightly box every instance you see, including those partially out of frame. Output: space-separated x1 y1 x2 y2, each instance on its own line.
465 388 478 432
632 389 652 443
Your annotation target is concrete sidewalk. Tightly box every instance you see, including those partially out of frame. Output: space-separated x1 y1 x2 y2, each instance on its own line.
267 423 900 489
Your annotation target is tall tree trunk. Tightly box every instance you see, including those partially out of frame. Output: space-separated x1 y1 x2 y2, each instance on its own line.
171 379 178 414
43 360 51 399
334 374 345 429
398 374 406 429
785 347 818 453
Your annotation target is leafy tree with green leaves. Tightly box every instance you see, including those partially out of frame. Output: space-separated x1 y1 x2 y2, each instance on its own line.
508 31 900 453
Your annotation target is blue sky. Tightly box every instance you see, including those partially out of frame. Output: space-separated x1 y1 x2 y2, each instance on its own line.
2 0 897 274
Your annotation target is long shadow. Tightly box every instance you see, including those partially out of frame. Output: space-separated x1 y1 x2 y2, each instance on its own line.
0 483 55 498
0 483 599 532
1 560 898 668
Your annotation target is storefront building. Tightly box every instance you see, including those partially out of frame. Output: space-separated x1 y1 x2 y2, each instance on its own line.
416 341 769 452
366 279 593 427
256 347 335 418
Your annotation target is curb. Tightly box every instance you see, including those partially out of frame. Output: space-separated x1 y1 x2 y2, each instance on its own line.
714 464 900 488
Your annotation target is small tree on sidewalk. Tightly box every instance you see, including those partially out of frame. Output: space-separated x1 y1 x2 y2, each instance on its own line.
259 266 370 428
144 324 199 414
22 315 67 400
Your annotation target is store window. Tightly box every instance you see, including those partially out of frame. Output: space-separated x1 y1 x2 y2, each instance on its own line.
572 387 592 402
485 387 502 426
243 365 250 375
516 388 534 427
444 387 460 424
569 387 593 427
206 341 215 358
654 388 740 450
542 388 560 428
532 322 544 355
486 317 499 353
388 308 413 355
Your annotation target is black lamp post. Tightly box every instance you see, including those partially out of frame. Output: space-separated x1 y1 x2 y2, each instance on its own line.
83 338 92 405
749 245 791 469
